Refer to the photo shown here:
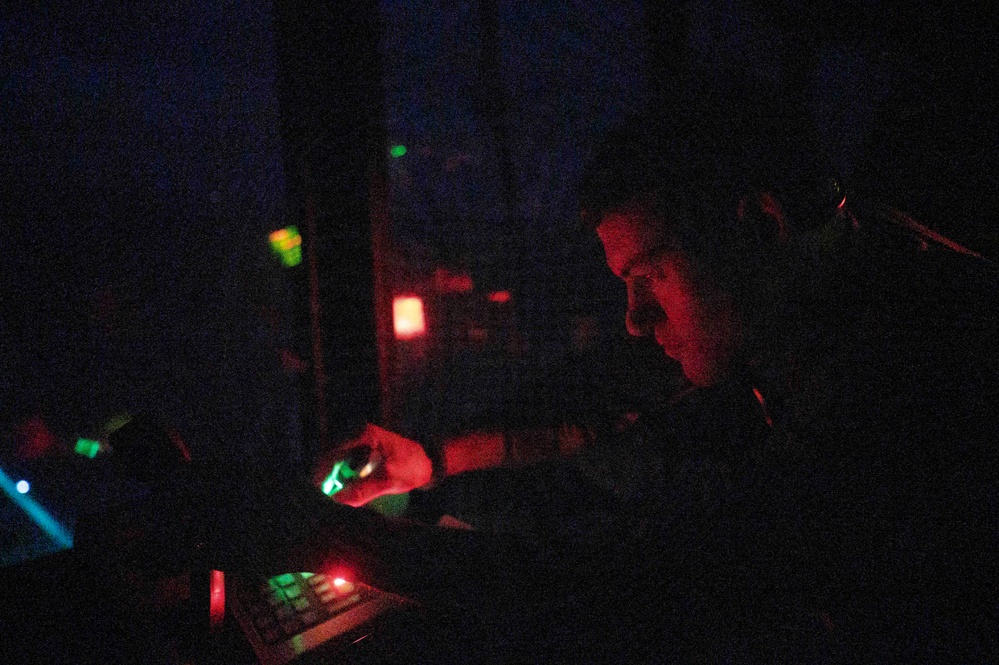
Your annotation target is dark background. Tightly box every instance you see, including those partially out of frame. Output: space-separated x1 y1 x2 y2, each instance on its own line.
2 0 995 495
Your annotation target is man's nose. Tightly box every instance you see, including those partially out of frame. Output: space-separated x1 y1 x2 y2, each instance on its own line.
625 281 663 337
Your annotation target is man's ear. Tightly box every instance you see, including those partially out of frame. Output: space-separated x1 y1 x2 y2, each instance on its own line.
736 190 790 248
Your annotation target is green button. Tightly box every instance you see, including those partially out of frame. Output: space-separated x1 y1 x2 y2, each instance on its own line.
271 573 296 587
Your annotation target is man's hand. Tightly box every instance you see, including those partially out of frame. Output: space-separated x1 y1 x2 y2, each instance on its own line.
311 424 433 507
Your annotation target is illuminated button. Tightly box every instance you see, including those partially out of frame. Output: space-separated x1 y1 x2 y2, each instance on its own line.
273 574 297 587
324 593 362 615
332 578 355 594
312 581 330 594
292 597 309 612
307 574 326 586
283 585 301 599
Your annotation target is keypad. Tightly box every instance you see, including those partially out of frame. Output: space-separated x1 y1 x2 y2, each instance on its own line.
241 572 367 644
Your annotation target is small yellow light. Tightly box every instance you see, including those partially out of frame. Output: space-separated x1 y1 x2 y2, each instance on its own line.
393 296 426 339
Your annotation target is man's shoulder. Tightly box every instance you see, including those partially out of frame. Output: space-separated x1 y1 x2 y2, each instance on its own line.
797 247 996 376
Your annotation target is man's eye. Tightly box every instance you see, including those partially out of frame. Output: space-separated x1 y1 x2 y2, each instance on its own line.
628 261 653 278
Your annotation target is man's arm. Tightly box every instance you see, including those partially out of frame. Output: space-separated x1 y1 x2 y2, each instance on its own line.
441 425 592 475
314 423 593 507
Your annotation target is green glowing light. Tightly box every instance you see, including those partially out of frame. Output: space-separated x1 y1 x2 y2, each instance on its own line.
321 460 360 497
279 245 301 267
369 492 410 517
322 461 345 496
271 573 296 587
75 438 101 459
390 144 407 158
269 226 303 267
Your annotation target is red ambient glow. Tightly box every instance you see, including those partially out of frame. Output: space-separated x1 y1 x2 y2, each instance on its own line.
209 570 225 628
487 290 511 303
433 267 474 293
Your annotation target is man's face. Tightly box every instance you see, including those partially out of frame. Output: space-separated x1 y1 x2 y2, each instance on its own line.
596 204 743 387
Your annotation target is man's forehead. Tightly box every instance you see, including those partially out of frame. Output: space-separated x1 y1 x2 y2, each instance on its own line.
595 208 670 277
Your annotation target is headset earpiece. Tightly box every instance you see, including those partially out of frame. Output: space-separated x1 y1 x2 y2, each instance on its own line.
736 190 790 248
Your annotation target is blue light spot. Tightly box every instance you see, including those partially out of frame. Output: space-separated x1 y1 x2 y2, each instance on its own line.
0 467 73 550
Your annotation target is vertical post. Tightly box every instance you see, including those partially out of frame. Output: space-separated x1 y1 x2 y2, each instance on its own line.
304 188 329 450
369 163 396 426
271 0 389 453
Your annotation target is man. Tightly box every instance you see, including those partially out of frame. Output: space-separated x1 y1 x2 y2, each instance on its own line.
305 95 997 660
318 98 829 510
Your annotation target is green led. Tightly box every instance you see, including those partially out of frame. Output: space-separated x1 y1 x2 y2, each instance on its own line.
75 438 101 459
321 460 360 496
390 144 407 158
280 245 302 267
269 226 303 268
321 462 342 496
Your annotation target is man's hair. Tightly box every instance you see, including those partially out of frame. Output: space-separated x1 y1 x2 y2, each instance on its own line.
580 84 838 237
580 83 841 319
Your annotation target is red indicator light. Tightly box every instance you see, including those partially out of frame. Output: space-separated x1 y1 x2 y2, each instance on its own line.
14 415 58 460
433 267 474 294
487 290 511 303
332 577 356 594
752 387 774 429
393 297 426 339
210 570 225 628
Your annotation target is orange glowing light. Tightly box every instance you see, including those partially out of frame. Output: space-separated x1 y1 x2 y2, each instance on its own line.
487 290 511 303
393 296 426 339
333 577 348 587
